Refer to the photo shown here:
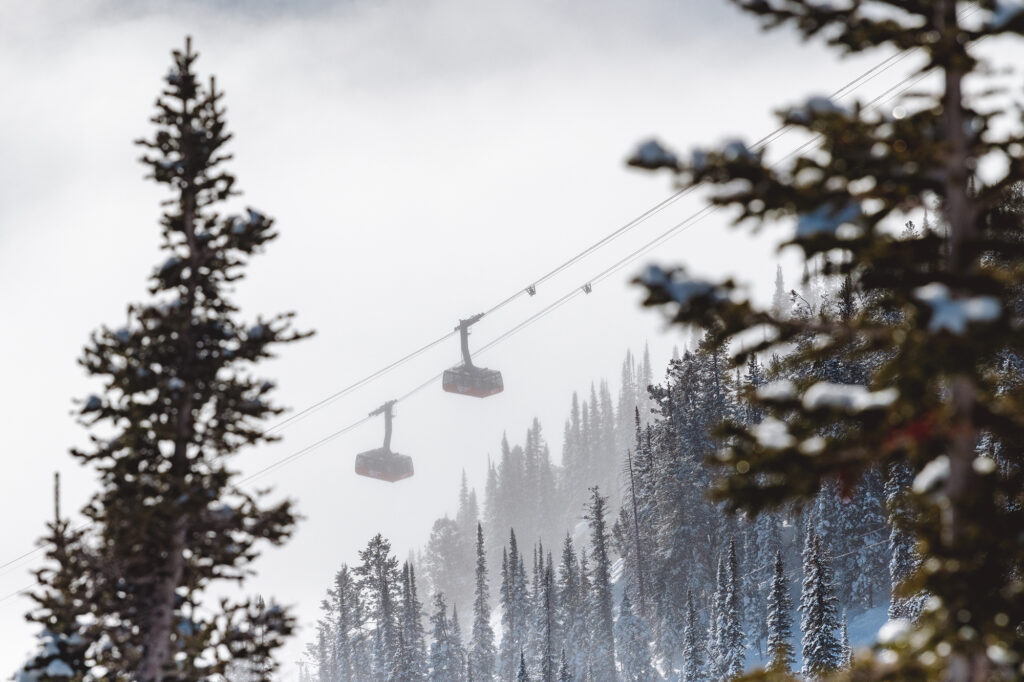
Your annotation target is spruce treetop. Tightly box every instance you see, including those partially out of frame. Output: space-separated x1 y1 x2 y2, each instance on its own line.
21 37 310 682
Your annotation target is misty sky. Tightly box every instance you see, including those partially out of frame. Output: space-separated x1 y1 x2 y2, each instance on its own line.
0 0 963 677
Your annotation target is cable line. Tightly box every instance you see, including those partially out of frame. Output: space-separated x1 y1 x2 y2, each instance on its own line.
484 47 920 317
262 330 456 435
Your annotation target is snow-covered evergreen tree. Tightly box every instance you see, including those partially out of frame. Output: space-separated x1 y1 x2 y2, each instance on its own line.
558 650 571 682
885 461 921 620
583 487 616 681
537 562 557 682
717 539 745 680
500 531 529 682
840 611 852 670
397 562 429 682
615 593 657 682
429 593 464 682
706 554 727 679
451 607 469 682
556 536 588 682
771 265 788 319
680 591 705 682
765 551 795 674
470 524 496 682
799 529 841 679
356 534 403 681
426 516 473 617
517 652 531 682
19 475 91 682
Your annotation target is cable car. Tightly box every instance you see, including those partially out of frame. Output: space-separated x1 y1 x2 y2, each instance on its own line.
442 313 504 398
354 400 414 482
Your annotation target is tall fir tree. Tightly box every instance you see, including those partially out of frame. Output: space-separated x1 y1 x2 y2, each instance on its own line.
707 555 726 678
428 593 463 682
499 531 529 682
517 652 531 682
21 38 307 681
397 562 429 682
765 551 795 674
20 475 91 681
556 535 588 682
425 516 473 617
470 524 497 682
558 650 571 682
770 265 788 320
583 487 616 681
717 539 745 680
356 534 402 681
840 611 853 670
799 530 841 679
451 606 469 682
885 461 921 620
577 548 596 682
680 591 706 682
538 562 557 682
614 593 657 682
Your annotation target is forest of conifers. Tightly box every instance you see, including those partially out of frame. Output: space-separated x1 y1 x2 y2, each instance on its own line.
302 259 931 681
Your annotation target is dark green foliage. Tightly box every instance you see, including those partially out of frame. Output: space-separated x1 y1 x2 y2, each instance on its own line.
632 1 1024 678
20 476 91 681
23 37 307 682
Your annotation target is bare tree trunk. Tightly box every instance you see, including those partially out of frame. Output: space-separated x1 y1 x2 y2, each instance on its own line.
937 2 987 680
137 189 198 682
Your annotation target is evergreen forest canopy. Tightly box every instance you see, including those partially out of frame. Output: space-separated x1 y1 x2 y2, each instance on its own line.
13 1 1024 681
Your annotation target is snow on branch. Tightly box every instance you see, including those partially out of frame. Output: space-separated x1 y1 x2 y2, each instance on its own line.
802 382 898 413
785 95 850 125
911 455 949 495
627 139 680 171
795 201 861 239
753 417 796 450
913 283 1001 335
989 2 1024 30
636 265 729 310
756 379 797 401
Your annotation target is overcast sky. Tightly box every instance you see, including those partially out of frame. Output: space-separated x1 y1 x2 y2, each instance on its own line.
0 0 952 677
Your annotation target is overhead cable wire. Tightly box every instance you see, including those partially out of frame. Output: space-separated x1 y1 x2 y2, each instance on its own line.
483 47 924 317
262 330 456 435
